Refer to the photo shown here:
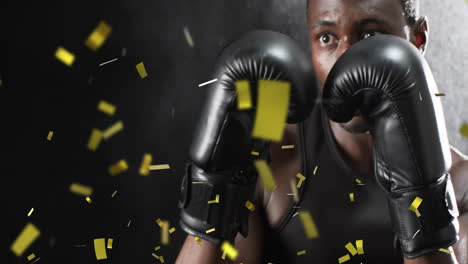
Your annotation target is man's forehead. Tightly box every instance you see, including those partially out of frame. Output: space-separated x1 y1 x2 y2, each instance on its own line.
308 0 402 18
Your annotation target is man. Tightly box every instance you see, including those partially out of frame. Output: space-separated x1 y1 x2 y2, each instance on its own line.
175 0 468 263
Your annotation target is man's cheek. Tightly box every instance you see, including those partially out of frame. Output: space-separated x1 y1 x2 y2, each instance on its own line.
315 52 337 87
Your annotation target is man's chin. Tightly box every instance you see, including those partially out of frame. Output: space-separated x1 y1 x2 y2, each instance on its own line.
338 116 370 134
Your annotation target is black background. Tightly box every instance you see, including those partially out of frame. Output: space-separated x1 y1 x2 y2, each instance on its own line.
3 0 309 263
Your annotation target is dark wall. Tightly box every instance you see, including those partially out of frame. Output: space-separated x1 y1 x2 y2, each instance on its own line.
3 0 308 263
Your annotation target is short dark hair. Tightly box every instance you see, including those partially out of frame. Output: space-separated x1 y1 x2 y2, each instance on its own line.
306 0 419 26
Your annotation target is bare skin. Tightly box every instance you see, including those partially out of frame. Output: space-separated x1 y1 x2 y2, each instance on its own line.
176 0 468 263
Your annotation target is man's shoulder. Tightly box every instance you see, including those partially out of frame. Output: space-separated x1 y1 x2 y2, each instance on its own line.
449 146 468 213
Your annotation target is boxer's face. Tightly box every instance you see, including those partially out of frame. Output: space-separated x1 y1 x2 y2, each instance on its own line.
307 0 421 133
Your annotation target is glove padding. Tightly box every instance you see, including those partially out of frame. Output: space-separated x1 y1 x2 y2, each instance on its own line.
322 35 459 258
179 30 318 245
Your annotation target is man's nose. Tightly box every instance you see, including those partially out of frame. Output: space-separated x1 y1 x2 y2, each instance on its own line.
336 37 358 59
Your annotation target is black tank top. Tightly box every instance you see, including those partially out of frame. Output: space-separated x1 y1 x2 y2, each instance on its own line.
263 104 403 264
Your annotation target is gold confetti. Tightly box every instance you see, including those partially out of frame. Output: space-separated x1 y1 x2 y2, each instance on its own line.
221 251 227 260
107 238 113 249
194 236 202 245
154 246 160 251
85 21 112 51
183 26 194 47
69 182 93 196
313 165 318 175
139 153 153 176
221 241 238 260
254 160 277 190
93 238 107 260
169 227 176 234
338 254 350 263
349 193 355 202
438 248 452 254
290 179 299 202
87 128 103 151
281 145 294 149
245 200 255 212
345 242 358 256
251 151 259 156
208 194 220 204
297 250 306 256
235 80 252 110
55 46 75 66
27 253 36 261
97 100 116 116
159 256 165 263
85 196 93 203
47 131 54 141
108 159 128 176
152 253 159 259
27 208 34 217
136 62 148 79
161 220 169 245
409 197 423 217
460 123 468 138
298 211 319 239
111 190 118 198
435 93 446 97
296 173 306 188
252 80 290 141
10 223 41 256
355 179 362 184
356 240 364 254
205 228 215 234
156 218 164 228
149 164 171 170
102 120 124 140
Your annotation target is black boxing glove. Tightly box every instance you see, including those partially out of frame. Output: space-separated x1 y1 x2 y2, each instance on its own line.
178 30 318 245
322 35 459 258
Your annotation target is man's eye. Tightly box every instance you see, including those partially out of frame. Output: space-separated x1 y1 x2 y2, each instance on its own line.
319 33 336 45
361 31 381 40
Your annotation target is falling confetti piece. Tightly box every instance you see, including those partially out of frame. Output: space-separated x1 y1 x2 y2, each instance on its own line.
27 253 36 261
159 256 165 263
221 241 238 260
149 164 170 170
355 179 362 184
409 197 423 217
111 190 118 198
298 211 319 239
281 145 294 149
127 220 132 227
419 92 422 101
297 250 306 256
183 26 194 47
85 21 112 51
338 254 350 263
235 80 252 110
108 159 128 176
156 218 164 228
254 160 277 190
356 240 364 254
194 237 202 244
47 131 54 141
136 62 148 79
102 120 124 139
207 194 220 204
290 179 299 202
205 228 215 234
99 58 118 66
435 93 445 97
97 100 116 116
107 238 113 249
27 208 34 217
152 253 159 259
313 165 318 175
438 248 452 254
55 46 75 66
85 197 93 204
252 80 290 141
245 200 255 212
296 173 306 188
345 242 358 256
161 220 169 245
93 238 107 260
349 193 355 202
251 151 259 156
70 183 93 196
169 227 176 234
460 123 468 138
139 153 153 176
198 78 218 87
154 246 161 251
87 129 103 151
10 223 41 256
221 251 227 260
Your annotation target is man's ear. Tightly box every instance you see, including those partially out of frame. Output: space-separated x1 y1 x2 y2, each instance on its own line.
412 16 429 55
